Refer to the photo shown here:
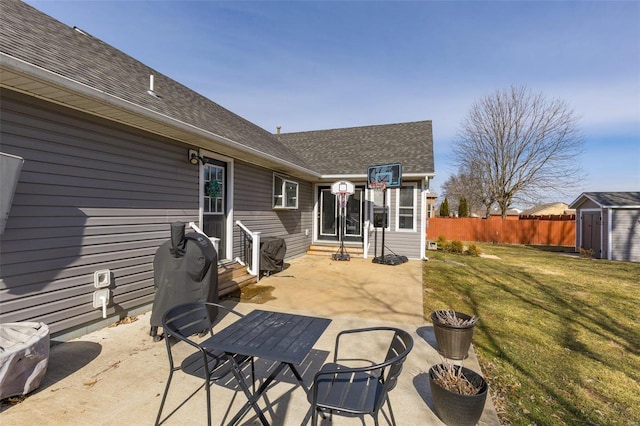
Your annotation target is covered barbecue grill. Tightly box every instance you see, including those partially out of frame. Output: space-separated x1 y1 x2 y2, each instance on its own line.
150 222 218 340
259 237 286 276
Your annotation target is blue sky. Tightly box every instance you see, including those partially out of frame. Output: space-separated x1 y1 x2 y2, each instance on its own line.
26 0 640 205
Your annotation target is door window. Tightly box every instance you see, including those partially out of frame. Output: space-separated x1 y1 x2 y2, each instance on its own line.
204 165 224 214
203 162 226 259
320 188 337 236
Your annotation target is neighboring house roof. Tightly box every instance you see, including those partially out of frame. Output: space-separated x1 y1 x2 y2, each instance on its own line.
278 121 434 177
569 192 640 209
0 0 435 181
521 202 573 216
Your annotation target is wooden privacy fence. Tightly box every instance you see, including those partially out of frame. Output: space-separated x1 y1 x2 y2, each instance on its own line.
427 216 576 246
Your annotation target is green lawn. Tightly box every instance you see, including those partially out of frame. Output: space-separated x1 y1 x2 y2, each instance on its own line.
422 244 640 426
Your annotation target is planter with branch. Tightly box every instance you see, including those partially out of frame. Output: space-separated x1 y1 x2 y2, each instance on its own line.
430 310 478 360
429 362 488 426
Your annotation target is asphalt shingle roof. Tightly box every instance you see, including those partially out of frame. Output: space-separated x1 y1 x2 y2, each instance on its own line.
577 192 640 208
0 0 309 169
1 0 434 178
278 121 434 176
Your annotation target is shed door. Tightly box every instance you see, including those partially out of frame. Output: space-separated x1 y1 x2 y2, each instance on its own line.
581 212 602 258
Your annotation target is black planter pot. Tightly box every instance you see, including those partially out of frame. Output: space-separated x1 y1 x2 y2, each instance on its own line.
429 364 488 426
430 311 475 360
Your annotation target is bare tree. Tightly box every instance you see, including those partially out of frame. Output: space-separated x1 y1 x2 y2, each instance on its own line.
441 164 494 217
453 86 584 218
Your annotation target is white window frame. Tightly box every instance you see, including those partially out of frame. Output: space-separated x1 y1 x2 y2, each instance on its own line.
273 174 299 209
396 183 417 232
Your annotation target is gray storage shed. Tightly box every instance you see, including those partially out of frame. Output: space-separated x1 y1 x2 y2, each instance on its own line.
569 192 640 262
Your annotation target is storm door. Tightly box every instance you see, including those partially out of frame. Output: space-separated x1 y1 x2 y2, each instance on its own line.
317 186 363 242
202 159 227 259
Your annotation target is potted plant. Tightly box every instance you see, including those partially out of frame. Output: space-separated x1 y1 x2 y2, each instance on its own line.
429 362 488 426
430 309 478 360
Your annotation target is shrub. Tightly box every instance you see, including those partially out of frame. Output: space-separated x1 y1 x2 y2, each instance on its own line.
467 244 482 257
579 247 594 259
450 240 464 253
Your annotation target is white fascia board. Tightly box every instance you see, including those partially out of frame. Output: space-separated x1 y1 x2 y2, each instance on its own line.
320 172 434 181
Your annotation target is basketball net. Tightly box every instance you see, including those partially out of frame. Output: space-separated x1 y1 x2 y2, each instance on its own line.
369 181 387 192
337 192 350 208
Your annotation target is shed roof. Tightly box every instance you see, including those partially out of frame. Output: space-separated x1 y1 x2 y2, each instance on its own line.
278 121 434 177
569 192 640 209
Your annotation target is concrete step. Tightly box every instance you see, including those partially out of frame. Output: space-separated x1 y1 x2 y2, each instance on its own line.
307 244 365 257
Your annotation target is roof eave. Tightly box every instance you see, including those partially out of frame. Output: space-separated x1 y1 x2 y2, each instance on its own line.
569 192 640 209
0 53 320 181
319 172 434 182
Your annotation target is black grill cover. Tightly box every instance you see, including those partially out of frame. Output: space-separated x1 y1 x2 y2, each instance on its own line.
150 222 218 328
260 237 286 273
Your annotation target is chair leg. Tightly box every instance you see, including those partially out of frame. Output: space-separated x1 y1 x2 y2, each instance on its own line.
155 370 174 426
204 370 212 426
251 358 256 394
385 396 396 426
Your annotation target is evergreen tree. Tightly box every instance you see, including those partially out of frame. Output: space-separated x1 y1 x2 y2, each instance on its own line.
458 197 469 217
439 198 450 217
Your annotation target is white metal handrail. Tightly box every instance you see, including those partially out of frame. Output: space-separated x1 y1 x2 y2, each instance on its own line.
188 222 221 257
235 220 260 279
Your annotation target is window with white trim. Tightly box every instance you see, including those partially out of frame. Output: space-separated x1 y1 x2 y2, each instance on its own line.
397 183 416 231
273 174 298 209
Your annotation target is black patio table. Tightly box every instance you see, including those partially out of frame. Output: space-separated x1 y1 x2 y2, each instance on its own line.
200 309 331 425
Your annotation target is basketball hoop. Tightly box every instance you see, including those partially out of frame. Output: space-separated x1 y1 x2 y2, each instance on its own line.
330 180 355 261
369 181 387 192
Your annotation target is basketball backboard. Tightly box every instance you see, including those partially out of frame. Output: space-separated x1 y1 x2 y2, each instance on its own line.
367 163 402 189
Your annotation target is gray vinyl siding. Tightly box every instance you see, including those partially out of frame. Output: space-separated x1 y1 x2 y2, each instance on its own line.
366 182 423 259
233 160 313 259
610 209 640 262
601 209 610 260
0 89 199 335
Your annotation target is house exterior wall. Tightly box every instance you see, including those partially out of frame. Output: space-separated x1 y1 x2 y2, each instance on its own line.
610 209 640 262
0 89 199 335
232 160 313 259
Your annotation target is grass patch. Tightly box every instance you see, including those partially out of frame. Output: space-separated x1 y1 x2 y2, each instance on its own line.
423 243 640 425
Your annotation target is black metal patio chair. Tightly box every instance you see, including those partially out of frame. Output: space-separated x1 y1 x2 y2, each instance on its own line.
155 302 255 426
309 326 414 426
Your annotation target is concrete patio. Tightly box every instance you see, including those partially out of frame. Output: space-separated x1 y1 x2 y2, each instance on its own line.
0 256 500 425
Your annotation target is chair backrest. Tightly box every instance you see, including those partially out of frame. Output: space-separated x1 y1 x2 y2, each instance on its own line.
162 302 218 341
378 328 413 405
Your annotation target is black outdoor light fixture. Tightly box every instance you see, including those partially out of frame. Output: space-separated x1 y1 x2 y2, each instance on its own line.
188 149 204 165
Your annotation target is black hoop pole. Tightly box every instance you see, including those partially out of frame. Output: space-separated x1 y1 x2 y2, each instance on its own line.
381 188 386 260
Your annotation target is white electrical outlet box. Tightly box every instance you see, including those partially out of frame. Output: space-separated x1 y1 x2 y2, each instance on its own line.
94 269 111 288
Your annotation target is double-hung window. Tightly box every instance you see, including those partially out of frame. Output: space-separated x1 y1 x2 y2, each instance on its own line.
273 174 298 209
397 183 416 231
